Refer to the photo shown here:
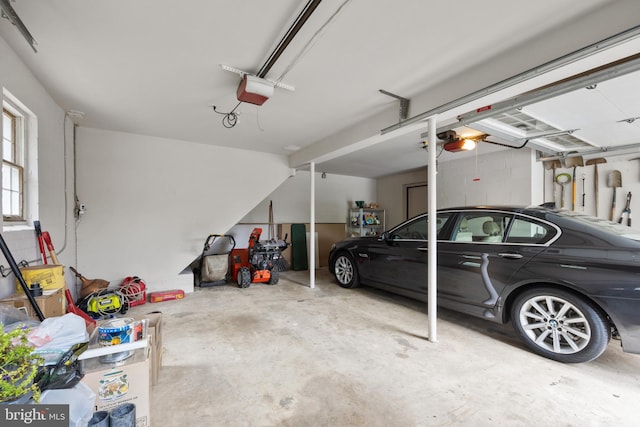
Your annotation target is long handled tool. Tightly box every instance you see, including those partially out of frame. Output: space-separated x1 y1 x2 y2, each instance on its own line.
607 170 622 221
0 233 45 321
543 160 561 205
564 156 584 211
617 192 632 226
586 158 606 216
555 173 572 209
34 220 47 264
581 174 586 210
41 231 59 264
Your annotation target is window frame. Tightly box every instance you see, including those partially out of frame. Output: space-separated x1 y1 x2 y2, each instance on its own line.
2 105 25 222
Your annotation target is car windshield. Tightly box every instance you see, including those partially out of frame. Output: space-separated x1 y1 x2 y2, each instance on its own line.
556 210 640 241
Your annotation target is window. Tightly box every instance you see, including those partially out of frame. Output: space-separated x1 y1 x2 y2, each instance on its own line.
506 217 556 244
450 212 513 243
2 107 24 221
389 213 454 240
2 89 36 226
390 216 425 240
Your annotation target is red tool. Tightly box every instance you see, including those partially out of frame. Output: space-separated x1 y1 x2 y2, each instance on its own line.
65 288 96 328
34 220 47 264
149 289 184 303
42 229 96 328
119 276 147 307
41 231 58 264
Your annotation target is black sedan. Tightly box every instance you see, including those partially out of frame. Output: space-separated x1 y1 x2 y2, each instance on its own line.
329 206 640 363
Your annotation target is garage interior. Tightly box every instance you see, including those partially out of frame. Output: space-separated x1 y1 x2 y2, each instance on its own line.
1 0 640 426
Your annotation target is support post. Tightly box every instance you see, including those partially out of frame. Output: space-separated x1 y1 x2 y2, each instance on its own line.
309 161 316 288
427 116 438 342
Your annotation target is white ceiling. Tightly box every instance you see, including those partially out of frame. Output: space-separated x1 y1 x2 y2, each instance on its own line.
1 0 640 178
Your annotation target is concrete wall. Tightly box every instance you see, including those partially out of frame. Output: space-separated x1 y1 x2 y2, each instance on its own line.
377 149 540 228
74 127 292 293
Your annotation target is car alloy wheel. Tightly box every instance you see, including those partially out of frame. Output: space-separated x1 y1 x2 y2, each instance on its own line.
511 288 610 363
333 254 359 288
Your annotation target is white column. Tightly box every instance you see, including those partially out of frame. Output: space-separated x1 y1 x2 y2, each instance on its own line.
309 161 316 289
427 116 438 342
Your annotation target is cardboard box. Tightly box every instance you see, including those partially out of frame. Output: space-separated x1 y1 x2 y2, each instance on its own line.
81 347 150 427
16 264 66 292
131 312 163 385
0 287 65 318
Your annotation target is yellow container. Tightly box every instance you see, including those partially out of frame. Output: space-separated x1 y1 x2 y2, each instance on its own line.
16 264 66 293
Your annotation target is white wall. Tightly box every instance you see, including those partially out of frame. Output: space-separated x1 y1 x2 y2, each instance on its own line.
377 148 539 227
378 147 640 225
0 37 76 299
240 170 376 224
74 127 292 293
436 149 537 208
544 157 640 220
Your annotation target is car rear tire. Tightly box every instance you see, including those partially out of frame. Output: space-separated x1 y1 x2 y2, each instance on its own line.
510 287 610 363
332 253 359 288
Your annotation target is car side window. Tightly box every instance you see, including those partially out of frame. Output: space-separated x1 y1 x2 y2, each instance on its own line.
505 217 555 244
435 213 454 237
389 213 454 240
391 216 427 240
450 212 511 243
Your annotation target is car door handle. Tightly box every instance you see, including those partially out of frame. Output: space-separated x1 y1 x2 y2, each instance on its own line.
498 252 523 259
417 247 428 252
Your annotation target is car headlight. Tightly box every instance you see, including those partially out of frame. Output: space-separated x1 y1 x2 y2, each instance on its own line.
330 243 336 252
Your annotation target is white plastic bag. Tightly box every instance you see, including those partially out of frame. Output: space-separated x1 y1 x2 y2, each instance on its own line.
29 313 89 352
40 381 96 427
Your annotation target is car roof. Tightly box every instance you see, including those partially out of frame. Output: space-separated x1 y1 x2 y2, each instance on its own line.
439 205 554 218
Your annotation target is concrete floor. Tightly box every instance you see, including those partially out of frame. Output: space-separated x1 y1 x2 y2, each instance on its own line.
141 269 640 426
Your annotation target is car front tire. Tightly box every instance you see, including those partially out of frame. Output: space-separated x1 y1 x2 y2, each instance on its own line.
332 253 359 289
511 287 610 363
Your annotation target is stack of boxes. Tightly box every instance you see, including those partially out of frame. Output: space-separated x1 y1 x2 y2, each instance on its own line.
0 264 66 317
0 263 163 427
79 312 163 427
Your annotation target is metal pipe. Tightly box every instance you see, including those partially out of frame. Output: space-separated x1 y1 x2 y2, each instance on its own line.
257 0 323 78
0 233 45 321
537 141 640 161
0 0 37 52
381 25 640 135
427 116 437 342
309 161 316 289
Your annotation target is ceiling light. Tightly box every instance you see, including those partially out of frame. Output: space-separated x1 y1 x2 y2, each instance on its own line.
443 139 476 152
